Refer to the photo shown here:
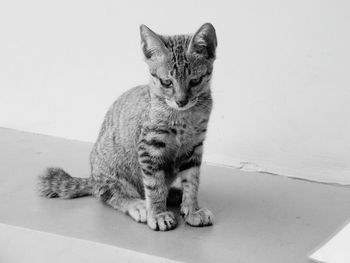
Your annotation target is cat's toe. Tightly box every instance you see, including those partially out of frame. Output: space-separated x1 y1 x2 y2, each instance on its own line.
184 207 214 227
127 200 147 223
147 211 177 231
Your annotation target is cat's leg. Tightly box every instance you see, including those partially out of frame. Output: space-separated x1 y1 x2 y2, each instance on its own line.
138 125 180 231
93 177 147 223
179 143 214 227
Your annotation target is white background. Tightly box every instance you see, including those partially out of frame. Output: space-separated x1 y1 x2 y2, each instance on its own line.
0 0 349 184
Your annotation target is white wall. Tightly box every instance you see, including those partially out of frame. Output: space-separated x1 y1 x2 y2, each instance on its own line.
1 0 349 184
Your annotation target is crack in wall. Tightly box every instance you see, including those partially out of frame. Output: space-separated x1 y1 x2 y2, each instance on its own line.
206 161 350 187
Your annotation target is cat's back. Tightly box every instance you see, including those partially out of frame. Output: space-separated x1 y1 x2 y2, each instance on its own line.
112 84 151 123
90 85 151 176
96 85 151 139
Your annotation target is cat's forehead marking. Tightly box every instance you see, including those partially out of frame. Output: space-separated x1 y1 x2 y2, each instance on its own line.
165 35 192 79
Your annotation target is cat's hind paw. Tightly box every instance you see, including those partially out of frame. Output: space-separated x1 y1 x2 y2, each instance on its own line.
127 200 147 223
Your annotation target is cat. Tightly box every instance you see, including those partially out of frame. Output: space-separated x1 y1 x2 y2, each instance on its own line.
38 23 217 231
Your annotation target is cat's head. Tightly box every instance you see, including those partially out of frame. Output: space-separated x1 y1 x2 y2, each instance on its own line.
140 23 217 111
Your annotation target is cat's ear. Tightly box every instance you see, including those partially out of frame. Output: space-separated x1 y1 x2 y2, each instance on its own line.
140 24 168 60
188 23 217 59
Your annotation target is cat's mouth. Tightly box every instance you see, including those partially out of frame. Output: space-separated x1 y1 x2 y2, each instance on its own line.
165 98 198 111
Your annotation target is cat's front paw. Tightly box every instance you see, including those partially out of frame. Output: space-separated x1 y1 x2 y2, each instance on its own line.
181 207 214 227
147 211 177 231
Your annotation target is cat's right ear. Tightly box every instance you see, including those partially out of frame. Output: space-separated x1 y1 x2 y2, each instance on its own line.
140 25 168 60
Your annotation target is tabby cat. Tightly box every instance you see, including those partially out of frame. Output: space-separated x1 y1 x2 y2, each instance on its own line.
39 23 217 231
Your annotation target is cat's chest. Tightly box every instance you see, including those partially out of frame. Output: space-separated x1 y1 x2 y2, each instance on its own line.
169 114 208 149
149 102 211 152
171 121 196 144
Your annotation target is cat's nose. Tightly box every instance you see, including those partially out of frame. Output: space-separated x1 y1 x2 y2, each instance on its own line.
175 99 188 107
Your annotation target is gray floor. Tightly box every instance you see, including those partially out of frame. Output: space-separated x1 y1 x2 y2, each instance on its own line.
0 127 349 263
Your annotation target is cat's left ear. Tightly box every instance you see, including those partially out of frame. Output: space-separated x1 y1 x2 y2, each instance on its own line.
188 23 217 60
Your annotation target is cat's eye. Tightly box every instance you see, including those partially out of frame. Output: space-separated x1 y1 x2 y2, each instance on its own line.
189 76 203 87
160 78 173 88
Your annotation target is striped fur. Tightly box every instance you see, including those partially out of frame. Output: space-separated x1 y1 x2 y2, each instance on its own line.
38 23 217 231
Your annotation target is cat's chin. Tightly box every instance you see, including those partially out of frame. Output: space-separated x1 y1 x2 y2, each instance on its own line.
165 98 198 111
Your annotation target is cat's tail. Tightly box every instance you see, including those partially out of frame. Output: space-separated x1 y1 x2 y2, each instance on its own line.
38 167 94 199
